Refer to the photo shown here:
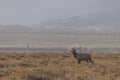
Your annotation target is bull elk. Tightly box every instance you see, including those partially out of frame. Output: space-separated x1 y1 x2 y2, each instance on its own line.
71 47 94 64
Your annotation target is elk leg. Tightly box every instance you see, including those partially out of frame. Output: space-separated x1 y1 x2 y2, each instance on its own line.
89 58 94 64
86 59 89 63
78 60 81 64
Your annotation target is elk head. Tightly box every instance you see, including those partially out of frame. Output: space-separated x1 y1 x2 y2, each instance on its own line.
70 47 78 58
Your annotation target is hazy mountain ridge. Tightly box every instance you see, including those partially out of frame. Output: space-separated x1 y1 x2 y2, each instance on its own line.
0 10 120 32
38 11 120 32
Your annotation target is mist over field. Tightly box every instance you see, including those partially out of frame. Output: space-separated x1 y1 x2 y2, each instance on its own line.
0 30 119 53
0 30 119 47
0 0 120 52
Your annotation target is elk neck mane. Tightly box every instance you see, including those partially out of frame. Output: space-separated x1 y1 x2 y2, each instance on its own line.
72 49 78 58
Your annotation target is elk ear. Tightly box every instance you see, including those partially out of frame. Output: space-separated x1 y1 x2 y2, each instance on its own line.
71 47 76 51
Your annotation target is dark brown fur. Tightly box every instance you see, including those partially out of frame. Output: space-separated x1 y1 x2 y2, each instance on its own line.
71 48 94 64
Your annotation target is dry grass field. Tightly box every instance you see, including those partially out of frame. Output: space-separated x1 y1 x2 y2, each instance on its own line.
0 52 119 80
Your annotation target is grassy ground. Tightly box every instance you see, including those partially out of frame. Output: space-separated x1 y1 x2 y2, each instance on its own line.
0 52 119 80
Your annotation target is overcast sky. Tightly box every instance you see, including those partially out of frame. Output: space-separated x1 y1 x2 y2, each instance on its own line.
0 0 119 25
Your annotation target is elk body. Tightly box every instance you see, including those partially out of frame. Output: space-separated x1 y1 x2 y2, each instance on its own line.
71 48 94 64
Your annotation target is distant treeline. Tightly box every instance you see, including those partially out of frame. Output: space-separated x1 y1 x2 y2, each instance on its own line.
0 29 119 36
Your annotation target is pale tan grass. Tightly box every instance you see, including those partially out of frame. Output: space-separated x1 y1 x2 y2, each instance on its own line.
0 52 119 80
